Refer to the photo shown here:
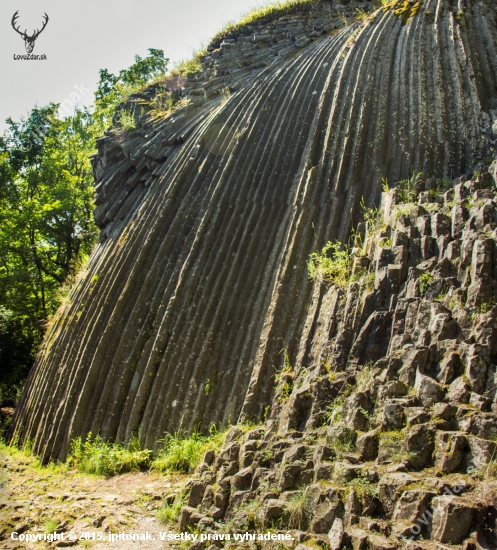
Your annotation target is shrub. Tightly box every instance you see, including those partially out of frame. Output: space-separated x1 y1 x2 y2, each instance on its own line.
68 433 151 476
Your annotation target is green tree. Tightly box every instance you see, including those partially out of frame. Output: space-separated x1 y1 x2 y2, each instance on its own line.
0 105 97 402
94 48 169 128
0 49 169 407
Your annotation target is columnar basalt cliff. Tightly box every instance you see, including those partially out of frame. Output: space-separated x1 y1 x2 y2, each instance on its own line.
175 164 497 549
10 0 497 471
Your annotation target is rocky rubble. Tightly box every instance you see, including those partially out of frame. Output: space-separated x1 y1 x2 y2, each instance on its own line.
177 164 497 549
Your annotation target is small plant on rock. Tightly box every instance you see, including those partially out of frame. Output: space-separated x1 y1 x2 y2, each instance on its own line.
418 271 433 295
117 107 136 130
286 489 312 529
396 170 424 203
308 241 352 286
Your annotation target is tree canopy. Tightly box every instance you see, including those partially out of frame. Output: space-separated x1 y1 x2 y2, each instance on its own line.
0 49 169 407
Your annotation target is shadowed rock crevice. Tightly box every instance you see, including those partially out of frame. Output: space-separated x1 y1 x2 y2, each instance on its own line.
10 0 497 463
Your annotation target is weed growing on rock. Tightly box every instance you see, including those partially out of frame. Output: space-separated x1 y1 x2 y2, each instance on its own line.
418 271 433 295
349 476 379 506
43 520 58 535
117 107 137 131
396 170 424 203
286 490 312 529
308 241 352 286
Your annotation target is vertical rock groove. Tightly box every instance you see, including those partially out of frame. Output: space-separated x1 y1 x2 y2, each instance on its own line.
10 1 497 461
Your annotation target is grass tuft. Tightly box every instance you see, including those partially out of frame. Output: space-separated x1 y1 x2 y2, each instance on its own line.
152 428 226 474
68 433 151 476
157 492 187 524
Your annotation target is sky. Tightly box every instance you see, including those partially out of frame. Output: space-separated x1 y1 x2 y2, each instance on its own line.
0 0 267 131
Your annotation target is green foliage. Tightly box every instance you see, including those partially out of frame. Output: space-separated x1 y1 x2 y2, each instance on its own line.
360 196 383 233
395 171 424 203
157 492 187 525
286 490 311 529
349 476 378 506
68 433 151 476
44 520 59 534
117 107 136 131
0 106 98 403
376 0 423 24
418 271 433 295
172 48 206 77
1 49 169 406
308 241 353 287
328 430 356 458
94 49 169 129
152 428 226 474
429 177 452 199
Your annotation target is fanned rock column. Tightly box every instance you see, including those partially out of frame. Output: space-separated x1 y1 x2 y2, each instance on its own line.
10 0 497 463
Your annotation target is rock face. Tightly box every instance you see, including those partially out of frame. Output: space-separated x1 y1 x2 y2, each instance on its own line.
10 0 497 467
147 165 497 547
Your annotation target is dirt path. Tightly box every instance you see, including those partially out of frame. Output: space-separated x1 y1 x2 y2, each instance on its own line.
0 445 189 550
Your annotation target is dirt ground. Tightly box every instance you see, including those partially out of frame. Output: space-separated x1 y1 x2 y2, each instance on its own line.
0 445 190 550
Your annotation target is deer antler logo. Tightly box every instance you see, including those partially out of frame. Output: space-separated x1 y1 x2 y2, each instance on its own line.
11 11 49 53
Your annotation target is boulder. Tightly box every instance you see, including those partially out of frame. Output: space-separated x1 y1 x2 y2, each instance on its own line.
447 376 471 404
466 435 497 470
356 429 380 461
414 371 444 406
398 347 429 387
378 473 418 515
405 407 430 427
436 351 462 385
179 506 198 530
314 461 334 482
465 351 489 394
264 499 286 521
283 444 307 463
435 432 466 473
432 212 452 237
402 424 435 469
382 400 406 429
308 488 343 534
432 401 457 421
328 517 344 550
431 495 473 543
278 463 302 491
231 467 253 491
187 481 206 508
393 489 436 525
